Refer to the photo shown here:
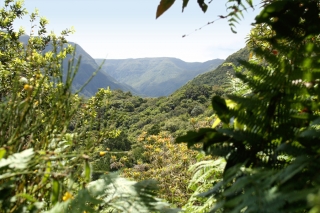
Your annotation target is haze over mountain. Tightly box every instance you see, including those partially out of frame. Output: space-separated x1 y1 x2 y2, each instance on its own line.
20 35 230 97
65 43 138 97
19 35 137 97
96 58 224 97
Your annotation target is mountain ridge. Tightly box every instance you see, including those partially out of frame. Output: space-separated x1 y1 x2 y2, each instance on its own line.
19 35 138 97
95 57 224 97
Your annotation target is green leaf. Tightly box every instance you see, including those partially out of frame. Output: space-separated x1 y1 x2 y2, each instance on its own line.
176 128 216 147
87 173 178 212
68 189 101 213
0 148 34 170
51 179 60 205
246 0 253 8
182 0 189 12
156 0 175 19
15 193 37 202
212 117 221 128
42 161 51 183
84 160 91 183
0 148 6 160
44 201 69 213
255 1 287 23
197 0 208 13
212 96 231 123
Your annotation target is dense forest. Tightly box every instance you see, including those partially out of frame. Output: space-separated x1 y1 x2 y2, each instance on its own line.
1 0 320 212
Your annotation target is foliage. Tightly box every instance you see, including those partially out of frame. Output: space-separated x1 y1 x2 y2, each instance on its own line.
186 47 250 89
183 158 225 213
156 0 254 33
45 173 177 213
176 0 320 212
122 132 211 208
0 1 176 212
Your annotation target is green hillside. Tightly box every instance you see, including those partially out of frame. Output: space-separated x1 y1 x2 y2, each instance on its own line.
5 1 320 212
185 46 250 87
101 47 251 145
96 57 224 97
65 43 139 97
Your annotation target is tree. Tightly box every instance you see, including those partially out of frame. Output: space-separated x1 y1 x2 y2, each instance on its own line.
158 0 320 212
0 1 176 212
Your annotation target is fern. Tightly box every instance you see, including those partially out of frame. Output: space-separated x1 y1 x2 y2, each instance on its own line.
46 173 178 213
183 158 225 213
177 1 320 212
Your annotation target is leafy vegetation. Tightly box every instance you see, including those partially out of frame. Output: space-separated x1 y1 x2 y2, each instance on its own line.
3 0 320 212
0 1 176 212
174 0 320 212
187 47 250 88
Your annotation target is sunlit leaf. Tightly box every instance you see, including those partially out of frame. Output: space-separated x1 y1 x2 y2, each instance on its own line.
212 117 221 128
212 96 231 123
51 179 60 205
0 148 6 160
84 160 91 183
42 161 51 183
0 148 34 170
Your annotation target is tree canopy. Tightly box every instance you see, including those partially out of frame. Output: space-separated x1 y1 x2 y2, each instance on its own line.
1 0 320 212
166 0 320 212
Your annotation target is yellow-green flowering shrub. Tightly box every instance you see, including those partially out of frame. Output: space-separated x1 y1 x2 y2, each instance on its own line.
122 131 211 207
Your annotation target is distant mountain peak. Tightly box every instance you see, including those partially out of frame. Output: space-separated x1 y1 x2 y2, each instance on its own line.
96 57 224 97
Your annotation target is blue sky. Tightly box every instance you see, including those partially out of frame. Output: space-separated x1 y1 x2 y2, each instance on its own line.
12 0 261 62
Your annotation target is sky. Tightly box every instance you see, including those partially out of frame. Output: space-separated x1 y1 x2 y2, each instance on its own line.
12 0 261 62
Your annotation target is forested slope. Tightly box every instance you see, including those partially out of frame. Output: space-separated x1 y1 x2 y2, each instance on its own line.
96 57 224 97
185 46 250 87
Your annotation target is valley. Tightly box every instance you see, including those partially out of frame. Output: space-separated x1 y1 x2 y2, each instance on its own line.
96 57 224 97
3 1 319 212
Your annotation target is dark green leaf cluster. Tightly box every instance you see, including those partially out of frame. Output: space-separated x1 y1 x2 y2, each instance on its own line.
177 1 320 212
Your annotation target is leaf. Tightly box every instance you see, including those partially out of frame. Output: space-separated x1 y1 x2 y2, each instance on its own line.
84 160 91 183
51 179 60 205
15 193 37 202
156 0 175 19
246 0 254 8
182 0 189 12
42 161 51 183
176 128 216 147
0 148 34 170
87 173 178 212
0 148 6 160
212 117 221 128
197 0 208 13
68 189 101 213
255 1 287 24
44 201 70 213
212 96 231 123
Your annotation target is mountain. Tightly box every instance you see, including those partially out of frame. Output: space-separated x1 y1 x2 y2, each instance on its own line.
95 57 224 97
65 43 138 97
183 46 250 88
19 35 137 97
